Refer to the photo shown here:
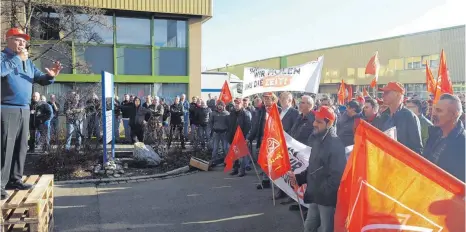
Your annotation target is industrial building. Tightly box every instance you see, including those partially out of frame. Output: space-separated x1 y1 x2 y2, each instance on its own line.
2 0 212 100
211 25 465 98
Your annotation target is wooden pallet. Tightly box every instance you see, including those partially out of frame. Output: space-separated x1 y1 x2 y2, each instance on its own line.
1 175 54 232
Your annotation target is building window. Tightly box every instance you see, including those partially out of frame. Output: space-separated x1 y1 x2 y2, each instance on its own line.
154 19 187 48
347 68 355 77
154 48 187 76
116 83 153 99
117 47 151 75
30 12 60 40
75 46 114 74
357 68 366 78
72 14 114 44
388 58 404 71
158 83 188 103
429 54 440 68
31 43 72 74
116 16 151 45
406 57 422 70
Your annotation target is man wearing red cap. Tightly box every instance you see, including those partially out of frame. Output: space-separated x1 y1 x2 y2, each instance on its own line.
376 82 422 154
1 28 62 200
289 106 346 232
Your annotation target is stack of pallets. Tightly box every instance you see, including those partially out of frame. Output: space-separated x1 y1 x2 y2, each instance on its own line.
1 175 54 232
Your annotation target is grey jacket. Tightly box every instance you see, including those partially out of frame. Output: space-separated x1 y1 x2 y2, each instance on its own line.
209 110 230 132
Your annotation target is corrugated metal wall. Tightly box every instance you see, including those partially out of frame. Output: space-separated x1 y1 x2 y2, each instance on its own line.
49 0 212 16
215 26 465 85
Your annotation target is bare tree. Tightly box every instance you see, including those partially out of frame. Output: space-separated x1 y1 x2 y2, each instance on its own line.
1 0 113 73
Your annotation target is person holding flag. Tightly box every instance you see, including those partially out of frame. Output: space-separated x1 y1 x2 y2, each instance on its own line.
289 106 347 232
226 97 252 177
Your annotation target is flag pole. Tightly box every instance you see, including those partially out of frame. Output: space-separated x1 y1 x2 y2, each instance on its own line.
248 153 263 189
271 178 276 206
294 190 305 227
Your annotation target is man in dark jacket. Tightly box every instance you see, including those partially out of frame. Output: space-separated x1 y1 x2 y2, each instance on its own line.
423 94 465 182
189 98 200 141
362 98 382 128
336 100 362 147
28 92 53 152
376 82 423 154
227 97 252 177
195 100 211 148
120 94 132 142
279 92 300 133
290 95 316 145
209 101 230 165
85 93 101 140
168 96 185 149
113 96 122 141
121 97 150 143
290 106 346 232
406 99 433 146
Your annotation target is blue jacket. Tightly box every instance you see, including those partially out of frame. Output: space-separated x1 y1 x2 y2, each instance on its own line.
1 48 54 108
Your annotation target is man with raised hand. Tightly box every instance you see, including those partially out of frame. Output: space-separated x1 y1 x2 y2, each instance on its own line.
1 28 62 200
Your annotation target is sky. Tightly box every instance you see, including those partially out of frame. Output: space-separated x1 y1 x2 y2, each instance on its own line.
201 0 465 70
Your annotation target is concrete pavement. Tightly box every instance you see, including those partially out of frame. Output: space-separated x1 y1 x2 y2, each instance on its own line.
53 168 304 232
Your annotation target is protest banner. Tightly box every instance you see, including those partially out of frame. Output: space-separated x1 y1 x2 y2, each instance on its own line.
242 56 324 97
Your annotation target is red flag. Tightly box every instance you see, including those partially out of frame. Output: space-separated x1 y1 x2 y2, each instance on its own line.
425 60 437 94
257 103 291 180
433 49 453 104
218 80 232 104
335 120 465 232
347 85 353 102
365 52 380 88
224 126 250 173
337 79 346 105
362 88 369 97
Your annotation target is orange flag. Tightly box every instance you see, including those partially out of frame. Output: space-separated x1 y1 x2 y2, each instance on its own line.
338 79 346 105
347 85 353 102
218 80 232 104
434 49 453 104
224 126 250 173
425 60 437 94
257 103 291 180
365 51 380 88
362 88 369 97
334 120 465 232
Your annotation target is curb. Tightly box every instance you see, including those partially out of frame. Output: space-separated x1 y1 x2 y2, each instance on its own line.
55 165 192 185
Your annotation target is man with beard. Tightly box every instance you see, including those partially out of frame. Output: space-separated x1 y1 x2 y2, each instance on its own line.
168 96 186 149
423 94 465 181
194 100 212 148
289 106 346 232
209 101 230 166
227 97 252 177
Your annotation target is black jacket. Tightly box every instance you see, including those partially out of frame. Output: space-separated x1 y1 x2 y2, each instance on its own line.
336 112 362 147
195 107 211 127
162 103 170 122
227 109 252 144
170 102 184 125
295 127 346 207
423 121 465 182
123 102 151 128
121 100 132 118
376 105 423 154
189 102 199 125
281 107 300 134
86 98 101 117
113 99 121 117
30 100 53 129
289 112 315 145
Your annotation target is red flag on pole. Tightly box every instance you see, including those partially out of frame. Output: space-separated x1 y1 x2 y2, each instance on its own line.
365 51 380 88
425 60 437 94
257 103 291 180
224 126 250 173
337 79 346 105
218 80 232 104
347 85 353 102
433 49 453 104
334 120 465 231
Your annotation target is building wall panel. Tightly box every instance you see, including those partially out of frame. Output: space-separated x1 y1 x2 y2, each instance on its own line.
215 58 281 79
47 0 212 16
188 17 202 98
215 26 465 86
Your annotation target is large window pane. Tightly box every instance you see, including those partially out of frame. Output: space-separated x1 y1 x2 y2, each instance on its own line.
154 49 187 76
116 17 150 45
117 47 151 75
159 83 188 104
73 14 114 44
154 19 187 48
116 84 152 99
31 43 72 74
76 46 114 74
